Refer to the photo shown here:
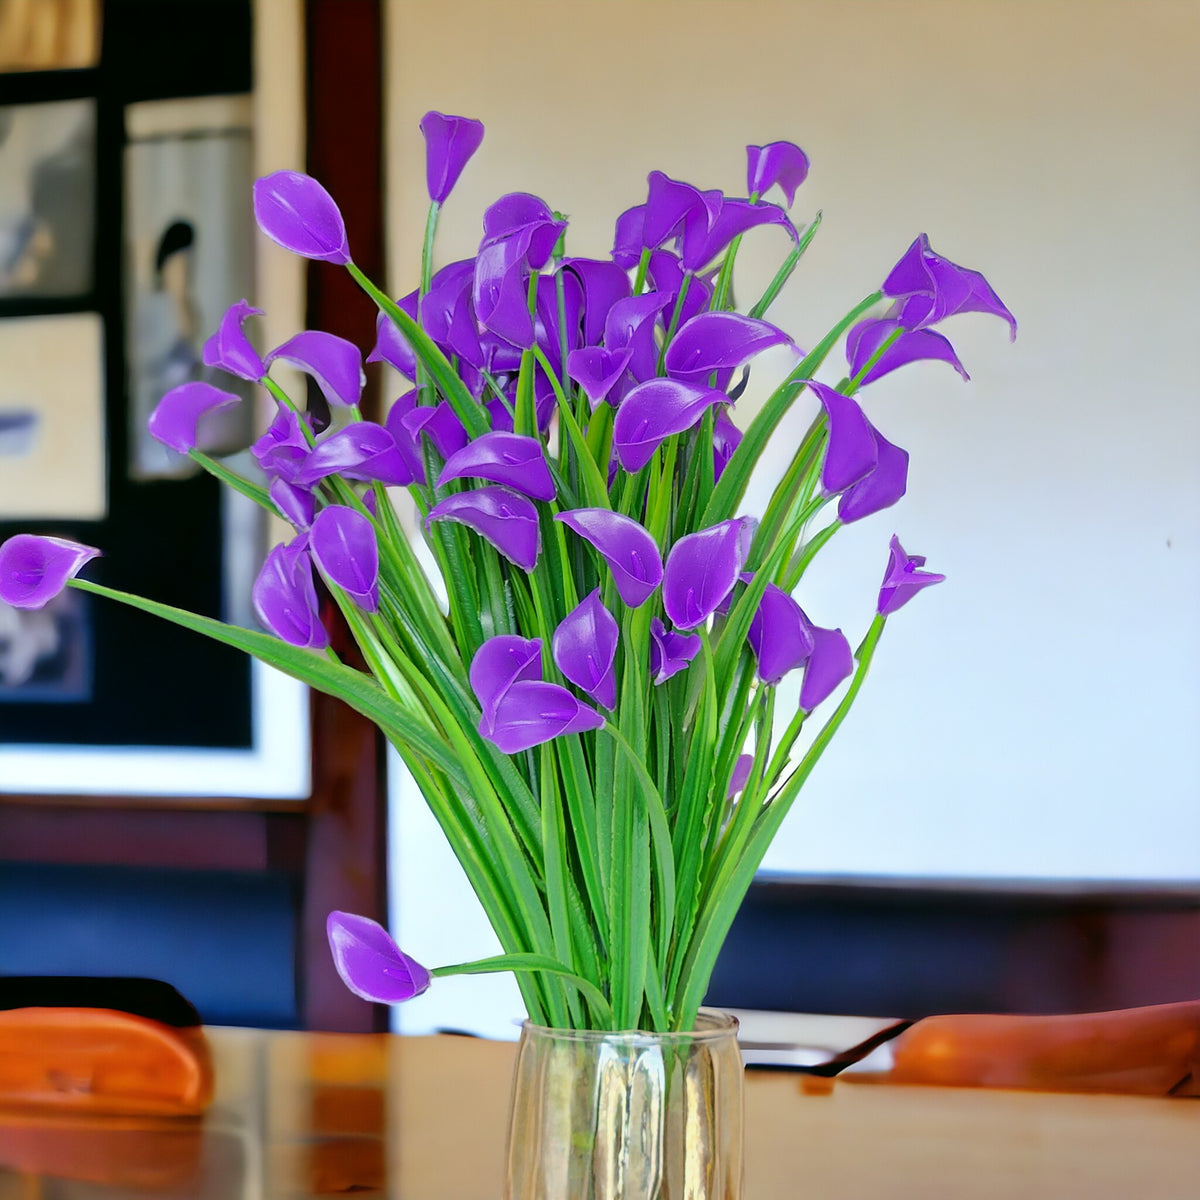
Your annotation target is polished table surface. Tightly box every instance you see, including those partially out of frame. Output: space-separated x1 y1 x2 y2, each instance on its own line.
0 1026 1196 1198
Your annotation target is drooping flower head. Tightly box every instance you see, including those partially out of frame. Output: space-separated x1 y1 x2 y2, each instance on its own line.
427 487 541 571
252 537 328 650
746 141 810 206
877 535 945 616
0 535 100 610
552 589 619 710
253 170 350 264
148 381 243 454
309 505 379 613
555 510 663 609
419 110 485 204
266 331 365 409
662 517 757 630
202 300 265 381
327 911 432 1004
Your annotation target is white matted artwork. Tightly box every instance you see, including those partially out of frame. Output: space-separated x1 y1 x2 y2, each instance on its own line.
0 312 105 520
124 95 256 480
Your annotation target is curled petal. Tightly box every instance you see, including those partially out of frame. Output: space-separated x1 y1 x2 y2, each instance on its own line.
648 616 700 684
681 196 796 272
613 378 726 472
421 261 484 367
269 478 315 529
664 311 795 383
327 911 431 1004
426 486 540 570
566 345 633 408
552 589 619 709
604 292 672 382
252 538 328 649
646 249 712 329
470 635 543 731
202 299 265 380
806 380 877 495
662 517 757 630
482 680 604 754
713 410 742 483
309 505 379 612
838 426 909 524
253 170 350 264
401 400 468 462
267 330 365 409
747 584 815 685
366 295 419 378
420 110 485 204
481 193 566 271
564 257 631 347
611 204 646 269
799 624 853 710
473 242 535 349
438 431 555 501
148 381 242 454
0 535 99 610
847 317 969 386
251 404 312 484
642 170 708 249
555 509 663 609
877 535 945 616
747 141 810 207
296 422 414 487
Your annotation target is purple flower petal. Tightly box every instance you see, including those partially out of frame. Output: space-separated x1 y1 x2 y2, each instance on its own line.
727 753 753 798
877 535 945 616
267 330 365 409
296 422 415 487
401 399 469 462
309 505 379 612
555 509 663 609
470 635 543 731
837 425 909 524
202 299 265 380
421 261 485 367
327 910 431 1004
253 170 350 264
746 141 810 206
611 204 646 269
565 258 632 347
482 680 605 753
384 389 434 484
806 380 877 495
604 292 673 383
847 317 969 386
646 250 712 329
664 311 795 383
566 345 634 408
552 589 618 709
648 616 700 684
426 486 541 570
420 110 485 204
662 517 757 630
252 537 328 649
270 478 315 529
747 584 816 685
613 379 726 473
148 381 243 454
713 410 742 482
799 624 853 710
481 193 566 271
437 431 555 502
366 295 419 378
643 170 708 249
680 196 796 272
251 404 312 484
0 535 100 609
473 242 535 349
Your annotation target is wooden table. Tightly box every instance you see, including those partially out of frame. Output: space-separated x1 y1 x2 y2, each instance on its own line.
0 1027 1195 1198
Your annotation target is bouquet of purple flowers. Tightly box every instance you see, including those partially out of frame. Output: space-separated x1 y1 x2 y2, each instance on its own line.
0 112 1013 1033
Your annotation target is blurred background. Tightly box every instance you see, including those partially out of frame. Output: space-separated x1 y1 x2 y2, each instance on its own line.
0 0 1197 1035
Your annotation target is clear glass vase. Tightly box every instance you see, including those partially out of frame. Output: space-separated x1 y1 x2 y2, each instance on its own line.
502 1009 743 1200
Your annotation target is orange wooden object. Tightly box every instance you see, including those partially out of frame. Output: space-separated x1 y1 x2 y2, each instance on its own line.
889 999 1200 1096
0 1007 214 1115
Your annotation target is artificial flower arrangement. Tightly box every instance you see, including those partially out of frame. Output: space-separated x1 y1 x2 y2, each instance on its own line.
0 112 1013 1035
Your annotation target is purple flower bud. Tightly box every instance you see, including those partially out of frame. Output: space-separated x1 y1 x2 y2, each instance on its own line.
309 505 379 612
296 422 415 488
877 535 945 616
746 141 810 206
806 380 877 496
664 311 796 384
482 680 605 754
613 379 726 473
555 509 663 609
420 110 485 204
648 616 700 684
552 589 618 709
252 537 328 649
148 381 242 454
0 535 100 610
727 753 753 798
837 425 909 524
202 299 265 381
366 296 419 379
438 432 555 502
327 910 431 1004
252 405 312 484
470 635 543 731
267 330 365 409
253 170 350 264
426 486 541 570
662 517 757 630
713 410 742 482
270 478 315 529
847 317 969 386
799 624 854 710
747 584 816 685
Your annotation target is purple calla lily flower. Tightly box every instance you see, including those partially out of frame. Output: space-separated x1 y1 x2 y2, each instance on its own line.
0 535 100 609
604 292 673 384
253 170 350 264
295 422 414 488
747 141 810 206
648 616 700 684
438 432 555 502
680 196 796 272
202 300 265 380
267 330 365 409
565 258 631 347
555 509 663 609
481 193 566 271
552 589 619 710
270 478 315 529
148 381 243 454
642 170 707 249
613 379 726 472
727 753 753 798
426 486 541 571
611 203 646 269
482 679 605 754
251 405 312 484
309 505 379 612
327 910 432 1004
713 410 742 482
806 380 878 496
799 624 853 710
877 535 945 616
883 234 1016 340
662 517 757 630
366 295 419 378
473 240 536 350
646 249 713 330
846 317 969 386
747 583 816 685
837 425 909 523
252 537 328 649
420 110 485 204
401 400 468 462
470 635 543 731
664 311 796 383
566 345 634 408
422 261 485 367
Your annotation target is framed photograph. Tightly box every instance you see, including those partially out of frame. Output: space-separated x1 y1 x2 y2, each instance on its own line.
0 97 94 299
